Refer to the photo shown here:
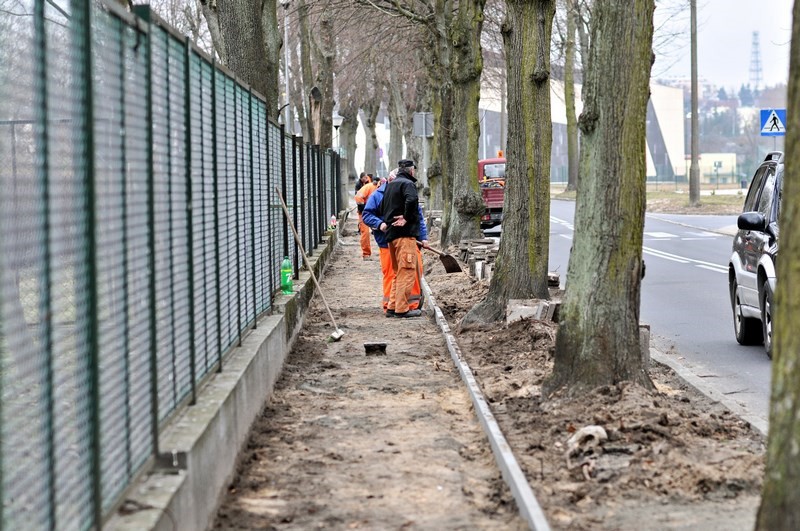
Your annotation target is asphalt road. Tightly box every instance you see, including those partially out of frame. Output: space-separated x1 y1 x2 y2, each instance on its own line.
547 200 771 434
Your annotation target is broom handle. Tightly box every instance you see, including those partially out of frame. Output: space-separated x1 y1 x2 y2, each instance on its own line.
275 187 339 331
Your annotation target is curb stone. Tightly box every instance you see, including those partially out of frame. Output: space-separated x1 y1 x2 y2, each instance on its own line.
421 278 551 531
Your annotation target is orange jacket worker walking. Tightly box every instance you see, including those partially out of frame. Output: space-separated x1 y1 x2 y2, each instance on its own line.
379 159 423 318
355 176 378 259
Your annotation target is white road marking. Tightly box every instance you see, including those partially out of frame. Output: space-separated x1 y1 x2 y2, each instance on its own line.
696 264 727 274
644 232 676 238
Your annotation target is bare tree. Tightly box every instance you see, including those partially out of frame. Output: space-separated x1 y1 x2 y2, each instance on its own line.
462 0 555 324
563 0 579 191
755 2 800 527
546 0 655 395
200 0 281 116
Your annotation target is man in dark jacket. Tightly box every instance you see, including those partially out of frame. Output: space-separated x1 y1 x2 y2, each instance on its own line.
362 169 428 314
378 159 422 318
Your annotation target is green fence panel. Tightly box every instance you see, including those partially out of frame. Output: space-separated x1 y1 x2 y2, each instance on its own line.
0 2 340 527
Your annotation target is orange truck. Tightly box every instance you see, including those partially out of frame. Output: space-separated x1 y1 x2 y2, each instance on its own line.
477 156 506 228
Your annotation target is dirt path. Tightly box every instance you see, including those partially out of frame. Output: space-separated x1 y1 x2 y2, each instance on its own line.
216 213 766 530
214 219 527 530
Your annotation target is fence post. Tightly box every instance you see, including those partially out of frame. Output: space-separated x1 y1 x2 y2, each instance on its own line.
184 38 197 404
76 0 103 525
34 0 56 524
211 59 223 372
249 89 257 327
162 29 179 408
118 19 134 477
291 135 299 278
281 125 289 258
299 139 307 257
234 87 242 347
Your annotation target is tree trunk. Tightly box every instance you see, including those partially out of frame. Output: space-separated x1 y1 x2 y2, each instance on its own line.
565 0 579 192
315 6 335 150
388 85 405 169
439 0 486 247
338 102 359 183
755 2 800 527
199 0 226 62
208 0 279 117
362 102 380 175
297 0 316 142
545 0 655 395
462 0 554 324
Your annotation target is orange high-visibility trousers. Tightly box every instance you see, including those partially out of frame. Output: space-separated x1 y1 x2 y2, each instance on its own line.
357 212 371 257
388 237 420 314
379 247 422 312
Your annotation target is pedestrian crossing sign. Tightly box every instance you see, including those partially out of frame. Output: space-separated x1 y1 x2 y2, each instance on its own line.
760 108 786 136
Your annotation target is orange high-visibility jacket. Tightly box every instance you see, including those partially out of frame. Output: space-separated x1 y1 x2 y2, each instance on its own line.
355 182 377 205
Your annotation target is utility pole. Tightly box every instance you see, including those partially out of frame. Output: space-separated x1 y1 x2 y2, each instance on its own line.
689 0 700 206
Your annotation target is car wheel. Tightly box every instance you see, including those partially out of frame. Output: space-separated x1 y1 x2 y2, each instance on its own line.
731 278 763 345
760 281 774 359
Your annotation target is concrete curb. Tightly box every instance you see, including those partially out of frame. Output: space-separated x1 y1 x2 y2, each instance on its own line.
421 279 551 531
650 347 768 437
107 229 340 531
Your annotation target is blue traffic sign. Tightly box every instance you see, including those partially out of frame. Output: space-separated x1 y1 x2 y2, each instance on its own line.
760 109 786 137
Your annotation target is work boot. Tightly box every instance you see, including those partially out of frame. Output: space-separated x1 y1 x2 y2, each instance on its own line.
394 309 422 318
385 310 396 318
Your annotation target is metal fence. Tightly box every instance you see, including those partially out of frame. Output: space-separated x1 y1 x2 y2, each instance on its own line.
0 1 341 528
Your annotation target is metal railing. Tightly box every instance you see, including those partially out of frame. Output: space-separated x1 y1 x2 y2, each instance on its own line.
0 1 341 528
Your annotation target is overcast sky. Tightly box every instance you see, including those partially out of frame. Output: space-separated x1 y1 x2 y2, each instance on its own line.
652 0 793 90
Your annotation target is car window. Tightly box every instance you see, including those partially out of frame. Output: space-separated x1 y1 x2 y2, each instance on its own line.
776 169 783 221
756 167 776 216
743 166 767 211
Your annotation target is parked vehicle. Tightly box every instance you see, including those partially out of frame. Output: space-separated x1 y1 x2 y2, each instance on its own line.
728 151 782 358
478 156 506 228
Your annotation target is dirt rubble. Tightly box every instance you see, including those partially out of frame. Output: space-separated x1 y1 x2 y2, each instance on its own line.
215 215 765 530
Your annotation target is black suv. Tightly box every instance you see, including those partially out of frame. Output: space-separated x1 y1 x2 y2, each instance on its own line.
729 151 782 357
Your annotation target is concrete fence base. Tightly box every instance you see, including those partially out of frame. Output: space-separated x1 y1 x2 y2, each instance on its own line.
107 229 339 531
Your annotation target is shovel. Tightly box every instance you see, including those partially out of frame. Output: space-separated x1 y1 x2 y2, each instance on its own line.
417 241 462 273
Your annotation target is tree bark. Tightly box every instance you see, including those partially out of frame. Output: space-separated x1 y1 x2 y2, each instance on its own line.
755 2 800 527
438 0 486 246
545 0 655 395
297 0 316 142
338 101 359 183
199 0 227 63
462 0 554 324
205 0 279 117
361 101 380 175
565 0 579 192
315 6 335 150
388 84 405 169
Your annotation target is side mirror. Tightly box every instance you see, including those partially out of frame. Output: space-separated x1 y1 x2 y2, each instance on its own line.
737 211 767 232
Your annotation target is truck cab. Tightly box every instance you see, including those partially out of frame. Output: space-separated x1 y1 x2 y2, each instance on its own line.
477 156 506 229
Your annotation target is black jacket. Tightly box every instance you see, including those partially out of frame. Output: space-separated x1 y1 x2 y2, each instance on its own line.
380 169 420 242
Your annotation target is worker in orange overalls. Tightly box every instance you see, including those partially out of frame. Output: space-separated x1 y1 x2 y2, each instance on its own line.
372 160 425 318
355 174 379 260
362 169 427 314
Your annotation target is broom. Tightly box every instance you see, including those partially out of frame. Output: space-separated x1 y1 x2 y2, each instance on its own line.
275 187 345 342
